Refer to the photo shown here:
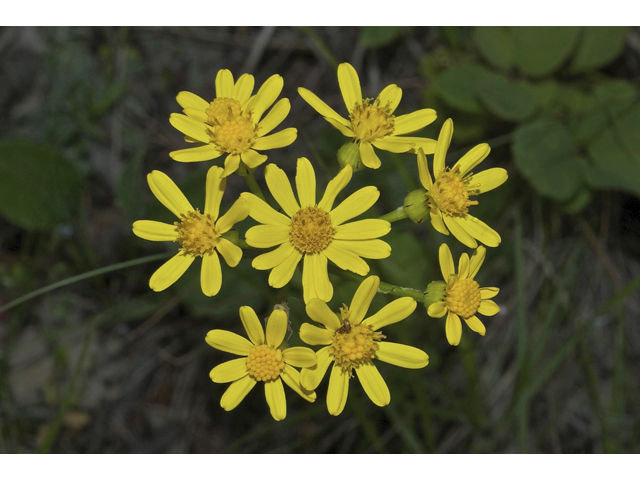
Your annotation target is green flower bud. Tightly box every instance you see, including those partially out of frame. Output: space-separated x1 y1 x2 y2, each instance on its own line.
404 189 430 223
337 141 365 172
424 280 447 310
221 229 240 245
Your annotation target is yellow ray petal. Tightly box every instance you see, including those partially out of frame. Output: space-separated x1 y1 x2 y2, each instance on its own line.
376 342 429 369
427 301 448 318
200 252 222 297
216 198 249 234
303 253 333 303
434 118 453 176
300 346 333 391
458 252 470 280
481 287 499 299
298 87 350 126
216 238 243 267
305 298 341 331
335 239 391 259
318 164 352 211
257 98 290 137
468 245 486 279
334 219 390 240
337 63 362 113
281 364 316 402
252 242 295 270
253 128 297 151
215 69 234 98
220 375 256 411
209 358 248 383
393 108 437 135
430 207 449 236
169 145 224 163
455 215 501 247
264 163 300 217
204 166 225 219
323 242 370 276
169 113 210 144
348 275 380 325
417 148 433 190
268 248 303 288
176 91 209 111
454 143 491 177
251 74 284 123
232 73 255 103
438 243 455 280
377 83 402 114
407 137 437 154
295 157 316 208
325 116 355 137
359 141 381 169
132 220 178 242
239 306 265 346
365 297 417 330
327 363 350 416
149 253 194 292
205 329 254 356
330 186 380 226
371 138 414 153
299 322 334 345
445 311 462 346
266 309 288 348
478 299 500 316
182 107 208 123
282 347 317 368
240 149 267 169
443 215 478 248
355 362 390 407
467 168 508 194
147 170 193 218
464 315 486 336
245 224 290 248
221 154 240 178
240 192 291 226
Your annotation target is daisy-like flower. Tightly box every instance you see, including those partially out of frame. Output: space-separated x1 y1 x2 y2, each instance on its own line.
416 118 508 248
169 69 297 177
241 157 391 303
298 62 437 170
427 243 500 346
206 306 317 421
132 166 249 296
299 276 429 416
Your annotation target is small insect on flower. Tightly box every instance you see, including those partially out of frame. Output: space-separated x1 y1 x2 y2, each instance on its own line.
335 319 352 334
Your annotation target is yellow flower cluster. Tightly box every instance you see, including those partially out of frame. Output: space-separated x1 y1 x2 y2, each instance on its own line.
132 63 506 419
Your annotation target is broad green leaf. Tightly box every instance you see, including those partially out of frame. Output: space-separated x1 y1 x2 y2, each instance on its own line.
477 74 537 121
570 27 629 73
433 63 494 113
585 103 640 196
512 120 583 203
359 26 403 48
0 141 83 231
513 27 581 78
473 26 515 71
531 80 560 110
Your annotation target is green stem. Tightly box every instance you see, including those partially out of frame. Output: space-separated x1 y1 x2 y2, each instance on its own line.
378 206 408 223
243 169 267 203
0 252 171 314
378 280 426 303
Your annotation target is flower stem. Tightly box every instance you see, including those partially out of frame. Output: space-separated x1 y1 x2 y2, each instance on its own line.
378 206 408 223
378 280 426 303
243 169 267 203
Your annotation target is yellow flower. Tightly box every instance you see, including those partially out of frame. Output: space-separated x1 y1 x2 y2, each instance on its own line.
132 166 249 296
169 69 297 177
427 243 500 346
241 157 391 303
299 276 429 416
298 62 437 169
206 306 317 421
417 118 508 248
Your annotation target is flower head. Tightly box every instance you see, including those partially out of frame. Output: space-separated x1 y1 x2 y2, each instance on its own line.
427 243 501 346
169 69 297 177
299 276 429 416
206 306 317 421
132 166 249 296
241 157 391 303
298 63 437 170
417 118 508 248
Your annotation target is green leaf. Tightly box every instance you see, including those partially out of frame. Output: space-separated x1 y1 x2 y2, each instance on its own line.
359 27 403 48
570 27 629 73
512 119 584 203
0 141 83 231
513 27 580 78
433 63 493 113
585 103 640 196
473 27 515 71
477 73 537 121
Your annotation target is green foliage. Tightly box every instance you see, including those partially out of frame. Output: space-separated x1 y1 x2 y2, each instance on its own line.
427 26 635 211
0 140 83 231
359 26 403 48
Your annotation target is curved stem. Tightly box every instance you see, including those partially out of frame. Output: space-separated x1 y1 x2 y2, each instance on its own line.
377 280 426 303
378 206 408 223
243 169 267 203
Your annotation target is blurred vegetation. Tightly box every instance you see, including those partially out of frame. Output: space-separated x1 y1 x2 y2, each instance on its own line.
0 26 639 453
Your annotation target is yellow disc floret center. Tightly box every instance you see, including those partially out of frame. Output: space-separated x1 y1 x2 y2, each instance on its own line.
206 98 242 125
289 206 336 254
246 344 285 382
430 167 478 216
174 209 219 256
350 98 394 143
331 321 384 376
446 277 481 319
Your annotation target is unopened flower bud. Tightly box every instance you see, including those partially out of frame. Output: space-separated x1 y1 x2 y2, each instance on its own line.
404 189 430 223
337 141 365 172
424 280 447 310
